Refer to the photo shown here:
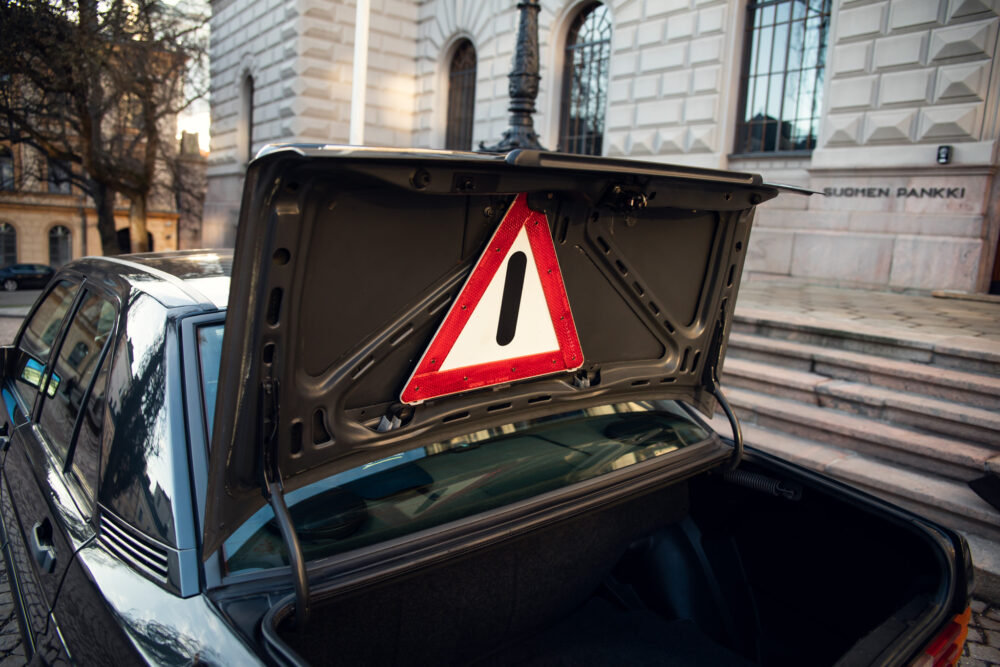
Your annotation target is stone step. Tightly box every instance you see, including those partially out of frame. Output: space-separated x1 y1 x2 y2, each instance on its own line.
721 358 828 405
720 387 996 481
733 308 1000 376
815 381 1000 448
707 414 1000 548
722 359 1000 448
726 332 1000 411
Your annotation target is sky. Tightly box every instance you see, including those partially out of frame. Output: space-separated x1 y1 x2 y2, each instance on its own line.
178 100 211 153
173 0 211 153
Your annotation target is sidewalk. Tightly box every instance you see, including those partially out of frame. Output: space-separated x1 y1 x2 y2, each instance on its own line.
738 277 1000 345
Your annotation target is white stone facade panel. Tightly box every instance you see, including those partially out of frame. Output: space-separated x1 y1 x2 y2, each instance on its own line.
745 228 794 275
205 0 1000 293
889 235 984 289
889 0 944 30
791 232 896 284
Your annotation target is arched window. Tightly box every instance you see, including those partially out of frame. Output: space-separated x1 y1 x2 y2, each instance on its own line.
49 225 72 267
559 3 611 155
445 40 477 150
0 223 16 267
239 74 255 163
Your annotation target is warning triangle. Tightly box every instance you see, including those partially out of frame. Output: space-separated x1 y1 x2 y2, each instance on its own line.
401 193 583 404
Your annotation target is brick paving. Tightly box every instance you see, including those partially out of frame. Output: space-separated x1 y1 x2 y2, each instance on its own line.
962 600 1000 666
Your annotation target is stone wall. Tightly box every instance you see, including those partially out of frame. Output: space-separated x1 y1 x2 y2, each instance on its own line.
205 0 1000 291
206 0 420 246
748 0 1000 292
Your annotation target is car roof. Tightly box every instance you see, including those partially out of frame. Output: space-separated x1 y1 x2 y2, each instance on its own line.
63 249 233 311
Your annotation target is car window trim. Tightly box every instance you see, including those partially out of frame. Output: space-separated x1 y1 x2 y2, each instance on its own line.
179 311 226 589
10 276 83 418
31 282 121 521
12 269 84 352
62 284 121 472
34 284 90 424
63 294 120 516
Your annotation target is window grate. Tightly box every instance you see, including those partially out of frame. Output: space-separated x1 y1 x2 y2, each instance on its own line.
734 0 831 154
445 40 477 151
559 3 611 156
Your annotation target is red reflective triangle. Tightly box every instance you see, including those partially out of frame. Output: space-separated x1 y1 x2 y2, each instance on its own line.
401 193 583 404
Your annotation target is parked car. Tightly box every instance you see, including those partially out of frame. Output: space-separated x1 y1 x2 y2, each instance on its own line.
0 147 973 666
0 263 55 291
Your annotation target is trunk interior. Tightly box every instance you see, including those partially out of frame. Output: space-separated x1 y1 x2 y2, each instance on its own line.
269 456 951 666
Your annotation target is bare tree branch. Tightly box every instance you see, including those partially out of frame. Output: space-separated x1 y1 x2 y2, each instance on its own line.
0 0 207 255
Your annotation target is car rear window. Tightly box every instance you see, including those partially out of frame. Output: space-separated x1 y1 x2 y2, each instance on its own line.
222 400 711 574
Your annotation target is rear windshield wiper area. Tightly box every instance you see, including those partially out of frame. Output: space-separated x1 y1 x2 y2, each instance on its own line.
224 400 711 574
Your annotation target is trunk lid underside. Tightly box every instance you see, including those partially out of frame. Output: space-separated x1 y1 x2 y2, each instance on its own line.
204 146 779 556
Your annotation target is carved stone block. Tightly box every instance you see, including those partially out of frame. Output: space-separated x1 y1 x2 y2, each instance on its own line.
934 61 989 101
879 69 932 105
873 32 928 69
828 76 878 110
929 18 998 60
686 125 716 153
833 42 871 74
824 113 864 146
917 103 982 140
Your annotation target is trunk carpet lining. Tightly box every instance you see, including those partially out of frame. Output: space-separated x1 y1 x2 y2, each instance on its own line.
474 597 753 667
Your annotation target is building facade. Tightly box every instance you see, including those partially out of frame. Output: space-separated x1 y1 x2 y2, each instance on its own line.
206 0 1000 293
0 132 210 269
0 144 181 269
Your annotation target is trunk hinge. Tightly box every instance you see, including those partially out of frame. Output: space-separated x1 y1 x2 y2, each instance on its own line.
259 378 311 628
702 318 743 471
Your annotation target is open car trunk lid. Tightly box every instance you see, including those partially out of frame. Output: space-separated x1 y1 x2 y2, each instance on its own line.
203 146 780 557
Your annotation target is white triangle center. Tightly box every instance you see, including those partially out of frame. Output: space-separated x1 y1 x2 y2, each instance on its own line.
440 227 560 371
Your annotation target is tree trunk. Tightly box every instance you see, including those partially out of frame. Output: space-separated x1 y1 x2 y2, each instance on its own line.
128 194 150 253
93 181 121 256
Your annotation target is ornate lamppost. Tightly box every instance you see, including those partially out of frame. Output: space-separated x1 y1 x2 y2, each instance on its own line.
479 0 548 152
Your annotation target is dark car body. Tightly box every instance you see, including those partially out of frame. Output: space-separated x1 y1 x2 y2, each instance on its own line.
0 147 974 666
0 252 258 663
0 263 55 291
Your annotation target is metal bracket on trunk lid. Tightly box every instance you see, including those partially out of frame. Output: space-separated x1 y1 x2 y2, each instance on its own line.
260 378 311 629
703 319 743 471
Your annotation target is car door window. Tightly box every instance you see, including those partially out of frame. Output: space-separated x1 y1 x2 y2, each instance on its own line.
13 280 80 409
66 347 113 507
38 292 116 464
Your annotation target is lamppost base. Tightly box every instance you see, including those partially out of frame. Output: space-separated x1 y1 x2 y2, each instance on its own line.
478 127 547 153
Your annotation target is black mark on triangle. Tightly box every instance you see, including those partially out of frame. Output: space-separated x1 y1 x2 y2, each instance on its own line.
497 251 527 346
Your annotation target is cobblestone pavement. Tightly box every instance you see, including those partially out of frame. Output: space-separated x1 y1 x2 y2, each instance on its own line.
962 600 1000 666
739 278 1000 344
0 563 26 664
